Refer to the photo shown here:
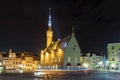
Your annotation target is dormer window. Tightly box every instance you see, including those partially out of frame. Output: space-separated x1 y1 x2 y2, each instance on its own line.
73 45 76 50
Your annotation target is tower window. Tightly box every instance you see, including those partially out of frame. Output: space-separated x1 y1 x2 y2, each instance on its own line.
73 45 76 50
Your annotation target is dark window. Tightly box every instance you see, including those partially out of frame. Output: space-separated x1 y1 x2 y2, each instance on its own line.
73 45 76 50
111 46 115 49
73 47 75 50
74 45 76 47
112 58 115 61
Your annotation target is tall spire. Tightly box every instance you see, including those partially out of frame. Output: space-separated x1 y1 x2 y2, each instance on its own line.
46 8 53 47
48 8 52 27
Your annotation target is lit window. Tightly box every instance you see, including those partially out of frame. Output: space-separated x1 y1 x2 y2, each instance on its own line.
3 61 5 64
0 62 2 65
75 58 77 63
68 57 70 62
58 58 60 62
9 55 11 57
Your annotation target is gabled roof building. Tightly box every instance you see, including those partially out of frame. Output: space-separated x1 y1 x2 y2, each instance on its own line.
40 9 81 68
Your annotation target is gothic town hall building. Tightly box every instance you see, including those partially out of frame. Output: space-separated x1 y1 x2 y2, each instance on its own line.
40 8 82 68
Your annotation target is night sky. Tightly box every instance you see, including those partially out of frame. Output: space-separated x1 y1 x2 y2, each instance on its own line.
0 0 120 55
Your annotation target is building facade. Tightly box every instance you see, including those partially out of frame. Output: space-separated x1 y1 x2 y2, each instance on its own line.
1 50 39 72
107 43 120 70
21 53 39 71
40 9 81 68
2 49 22 70
80 53 103 69
63 30 81 66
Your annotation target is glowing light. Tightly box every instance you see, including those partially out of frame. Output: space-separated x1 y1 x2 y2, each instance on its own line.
48 22 51 27
48 8 52 27
20 70 23 73
58 48 61 51
18 64 23 68
34 71 46 75
46 52 49 56
83 63 88 68
41 51 44 59
106 61 109 64
111 64 115 68
58 38 60 41
3 61 5 64
41 50 44 53
99 61 103 65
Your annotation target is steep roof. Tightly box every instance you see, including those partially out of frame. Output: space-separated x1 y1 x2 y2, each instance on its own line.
59 35 72 49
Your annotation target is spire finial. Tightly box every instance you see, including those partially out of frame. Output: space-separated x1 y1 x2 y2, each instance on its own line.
72 25 75 36
48 8 52 27
72 25 74 33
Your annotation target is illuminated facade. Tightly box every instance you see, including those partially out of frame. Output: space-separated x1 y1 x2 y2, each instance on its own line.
2 49 22 70
21 53 39 71
107 43 120 69
0 50 39 72
80 53 103 69
0 54 2 66
80 53 91 68
0 54 4 72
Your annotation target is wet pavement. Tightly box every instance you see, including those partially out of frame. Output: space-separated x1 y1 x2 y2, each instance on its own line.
0 71 120 80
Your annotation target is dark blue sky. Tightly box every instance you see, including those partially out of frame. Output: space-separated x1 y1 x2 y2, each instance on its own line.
0 0 120 55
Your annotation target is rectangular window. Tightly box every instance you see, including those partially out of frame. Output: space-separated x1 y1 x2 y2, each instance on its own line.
75 58 77 63
112 58 115 61
68 57 70 62
111 46 115 49
111 52 115 56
